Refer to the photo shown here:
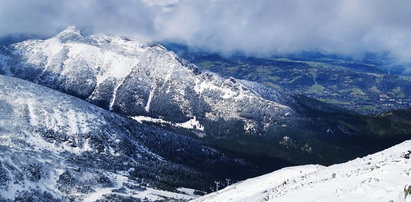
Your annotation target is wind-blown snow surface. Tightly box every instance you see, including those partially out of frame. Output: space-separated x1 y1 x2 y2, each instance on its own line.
0 26 293 136
195 140 411 202
0 74 239 201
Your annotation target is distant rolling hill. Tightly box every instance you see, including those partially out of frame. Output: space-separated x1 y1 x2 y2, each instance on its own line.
164 43 411 114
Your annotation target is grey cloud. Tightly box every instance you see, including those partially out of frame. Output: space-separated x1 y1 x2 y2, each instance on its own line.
0 0 156 40
1 0 411 63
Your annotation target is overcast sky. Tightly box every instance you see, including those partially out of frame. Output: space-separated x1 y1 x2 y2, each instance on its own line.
1 0 411 62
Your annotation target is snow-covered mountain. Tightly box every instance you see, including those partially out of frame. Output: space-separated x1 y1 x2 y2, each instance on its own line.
0 26 410 201
0 74 247 201
0 26 293 136
0 26 362 166
1 26 410 168
194 140 411 202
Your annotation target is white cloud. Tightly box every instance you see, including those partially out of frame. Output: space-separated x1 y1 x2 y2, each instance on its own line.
1 0 411 63
140 0 180 7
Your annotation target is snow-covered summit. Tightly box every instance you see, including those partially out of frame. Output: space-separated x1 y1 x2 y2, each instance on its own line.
195 140 411 202
0 26 294 136
56 25 83 38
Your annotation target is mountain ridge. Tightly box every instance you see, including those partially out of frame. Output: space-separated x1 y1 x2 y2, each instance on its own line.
0 26 294 133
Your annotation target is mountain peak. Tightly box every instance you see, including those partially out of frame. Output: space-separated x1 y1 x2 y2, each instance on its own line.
60 25 81 34
55 25 83 41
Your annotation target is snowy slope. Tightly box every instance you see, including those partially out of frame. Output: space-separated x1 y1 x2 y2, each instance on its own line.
195 140 411 202
0 26 293 136
0 74 242 201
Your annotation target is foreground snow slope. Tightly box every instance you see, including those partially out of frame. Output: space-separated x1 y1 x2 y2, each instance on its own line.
195 140 411 202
